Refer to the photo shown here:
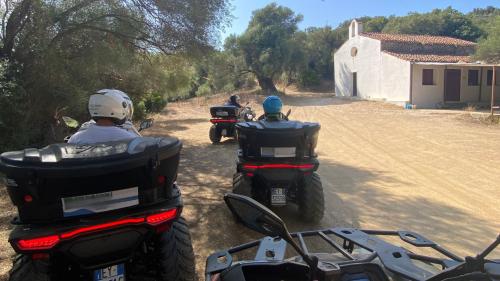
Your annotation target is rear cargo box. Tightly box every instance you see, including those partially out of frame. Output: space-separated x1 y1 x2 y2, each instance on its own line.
0 137 181 223
210 106 239 118
236 120 320 160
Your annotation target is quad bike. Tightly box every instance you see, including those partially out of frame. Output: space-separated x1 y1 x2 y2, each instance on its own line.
209 104 255 144
0 136 195 281
206 193 500 281
232 110 324 222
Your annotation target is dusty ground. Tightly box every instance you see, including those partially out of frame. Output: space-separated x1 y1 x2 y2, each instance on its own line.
0 90 499 280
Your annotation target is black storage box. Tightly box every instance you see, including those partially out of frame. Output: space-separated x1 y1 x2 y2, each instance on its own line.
0 137 181 223
236 120 320 160
210 106 239 118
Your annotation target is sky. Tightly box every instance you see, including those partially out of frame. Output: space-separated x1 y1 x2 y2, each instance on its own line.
220 0 499 41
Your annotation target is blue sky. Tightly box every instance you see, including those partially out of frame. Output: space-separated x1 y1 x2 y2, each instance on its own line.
220 0 499 41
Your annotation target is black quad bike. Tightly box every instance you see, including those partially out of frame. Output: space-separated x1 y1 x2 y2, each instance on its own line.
0 136 195 281
206 193 500 281
209 105 255 144
232 111 324 222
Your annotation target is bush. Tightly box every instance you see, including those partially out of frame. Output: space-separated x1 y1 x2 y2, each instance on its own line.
196 83 214 96
298 69 320 87
144 92 167 113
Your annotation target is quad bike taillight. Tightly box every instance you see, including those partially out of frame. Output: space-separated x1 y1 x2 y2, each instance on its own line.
243 163 315 170
15 208 179 251
210 118 237 124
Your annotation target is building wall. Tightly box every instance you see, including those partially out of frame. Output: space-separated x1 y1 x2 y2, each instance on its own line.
411 65 500 108
334 36 382 99
411 64 445 108
479 67 500 103
381 53 410 105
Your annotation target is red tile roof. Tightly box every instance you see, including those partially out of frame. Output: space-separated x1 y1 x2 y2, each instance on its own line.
361 32 476 46
383 51 473 63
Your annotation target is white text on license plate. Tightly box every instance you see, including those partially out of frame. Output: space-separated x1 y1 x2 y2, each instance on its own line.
94 264 125 281
271 188 286 205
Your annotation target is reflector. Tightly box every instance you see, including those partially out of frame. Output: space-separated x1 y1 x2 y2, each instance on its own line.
146 208 178 225
17 235 60 251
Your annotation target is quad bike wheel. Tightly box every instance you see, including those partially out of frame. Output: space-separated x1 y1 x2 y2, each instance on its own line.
298 172 325 223
209 125 221 144
155 217 196 281
9 255 50 281
232 173 252 197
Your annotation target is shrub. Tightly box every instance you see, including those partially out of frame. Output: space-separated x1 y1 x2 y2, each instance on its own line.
144 92 167 113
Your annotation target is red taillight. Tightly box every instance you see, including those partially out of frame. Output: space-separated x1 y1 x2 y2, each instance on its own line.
246 172 254 177
60 218 145 239
157 175 166 185
16 208 179 251
210 118 237 124
243 163 315 170
146 209 177 225
17 235 60 251
24 194 33 203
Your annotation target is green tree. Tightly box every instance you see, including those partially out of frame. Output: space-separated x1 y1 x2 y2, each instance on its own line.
232 3 303 93
0 0 230 150
475 16 500 63
382 7 483 41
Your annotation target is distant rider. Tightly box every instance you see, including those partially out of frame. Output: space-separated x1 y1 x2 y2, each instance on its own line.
68 89 138 144
225 94 242 108
260 95 285 121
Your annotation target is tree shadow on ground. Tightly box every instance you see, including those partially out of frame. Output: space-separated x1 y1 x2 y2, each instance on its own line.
318 158 498 258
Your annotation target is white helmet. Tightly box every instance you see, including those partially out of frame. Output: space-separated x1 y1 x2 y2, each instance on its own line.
95 89 134 121
89 89 130 124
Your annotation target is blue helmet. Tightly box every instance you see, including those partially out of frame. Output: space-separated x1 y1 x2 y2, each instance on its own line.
263 96 282 114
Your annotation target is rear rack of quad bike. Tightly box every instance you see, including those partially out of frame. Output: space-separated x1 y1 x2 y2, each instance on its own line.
206 228 467 281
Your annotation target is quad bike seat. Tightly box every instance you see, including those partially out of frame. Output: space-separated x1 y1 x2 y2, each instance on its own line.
210 106 239 118
0 137 182 224
236 120 320 160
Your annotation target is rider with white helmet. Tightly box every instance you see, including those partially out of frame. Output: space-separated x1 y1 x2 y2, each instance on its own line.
67 89 139 144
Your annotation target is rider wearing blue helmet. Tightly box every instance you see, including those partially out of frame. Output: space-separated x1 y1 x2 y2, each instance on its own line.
261 95 284 121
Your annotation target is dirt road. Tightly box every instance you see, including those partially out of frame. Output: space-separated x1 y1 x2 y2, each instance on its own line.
1 90 499 280
145 90 500 278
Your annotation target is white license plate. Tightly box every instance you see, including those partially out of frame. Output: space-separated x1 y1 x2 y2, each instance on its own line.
62 187 139 217
94 264 125 281
271 188 286 205
261 147 296 158
216 111 229 117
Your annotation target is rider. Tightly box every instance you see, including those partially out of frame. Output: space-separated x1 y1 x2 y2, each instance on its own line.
225 94 242 108
68 89 138 144
261 95 284 121
78 89 140 136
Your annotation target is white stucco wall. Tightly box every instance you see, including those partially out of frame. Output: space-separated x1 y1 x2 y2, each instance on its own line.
334 36 382 99
411 65 500 108
381 53 410 105
411 64 446 108
479 67 500 103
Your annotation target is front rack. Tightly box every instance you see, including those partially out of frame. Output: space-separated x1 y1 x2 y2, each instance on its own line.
206 228 466 281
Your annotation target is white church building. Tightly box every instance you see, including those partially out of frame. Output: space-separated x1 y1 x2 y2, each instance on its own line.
334 20 499 108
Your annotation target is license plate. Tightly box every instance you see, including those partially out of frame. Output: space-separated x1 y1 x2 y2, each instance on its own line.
271 188 286 205
261 147 296 158
216 111 229 117
62 187 139 217
221 129 227 136
94 264 125 281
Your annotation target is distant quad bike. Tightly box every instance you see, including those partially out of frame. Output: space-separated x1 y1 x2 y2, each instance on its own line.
232 111 325 222
209 104 255 144
0 137 195 281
